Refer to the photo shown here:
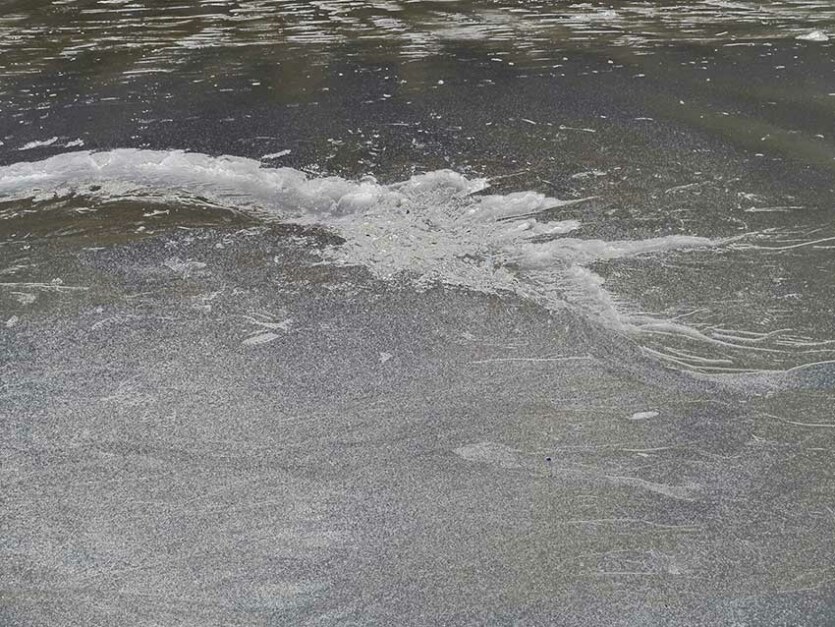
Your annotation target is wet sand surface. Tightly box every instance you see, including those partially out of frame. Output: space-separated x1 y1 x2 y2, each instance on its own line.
2 2 835 625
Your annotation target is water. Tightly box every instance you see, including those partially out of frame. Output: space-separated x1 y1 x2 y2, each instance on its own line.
2 2 835 625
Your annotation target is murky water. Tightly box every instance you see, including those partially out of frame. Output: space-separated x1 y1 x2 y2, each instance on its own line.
2 2 835 626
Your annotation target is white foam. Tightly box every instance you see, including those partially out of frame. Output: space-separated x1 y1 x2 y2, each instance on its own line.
0 149 725 334
19 137 59 151
0 150 394 215
513 235 714 268
796 29 829 42
262 149 291 160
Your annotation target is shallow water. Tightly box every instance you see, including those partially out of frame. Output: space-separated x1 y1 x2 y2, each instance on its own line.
2 2 835 626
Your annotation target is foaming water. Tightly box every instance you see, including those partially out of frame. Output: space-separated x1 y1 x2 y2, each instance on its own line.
1 148 831 377
0 149 715 310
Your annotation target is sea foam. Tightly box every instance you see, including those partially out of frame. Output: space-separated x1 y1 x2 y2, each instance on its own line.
0 149 723 341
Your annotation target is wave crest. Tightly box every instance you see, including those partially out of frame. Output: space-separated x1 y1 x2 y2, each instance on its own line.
0 149 737 362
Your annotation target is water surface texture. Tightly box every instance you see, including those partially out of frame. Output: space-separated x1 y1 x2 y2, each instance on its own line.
2 2 835 626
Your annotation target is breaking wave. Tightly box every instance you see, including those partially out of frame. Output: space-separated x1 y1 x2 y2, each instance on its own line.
6 148 831 380
0 149 720 323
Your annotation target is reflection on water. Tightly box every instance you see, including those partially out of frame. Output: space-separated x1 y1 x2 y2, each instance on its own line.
1 0 834 85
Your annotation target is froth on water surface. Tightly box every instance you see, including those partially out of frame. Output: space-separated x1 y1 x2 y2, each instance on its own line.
2 2 835 624
2 148 833 380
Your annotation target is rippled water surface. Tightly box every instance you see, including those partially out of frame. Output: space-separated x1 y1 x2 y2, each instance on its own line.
3 0 835 76
2 2 835 626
